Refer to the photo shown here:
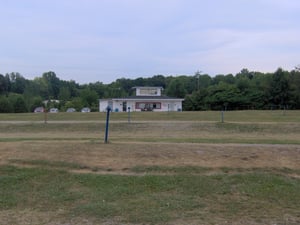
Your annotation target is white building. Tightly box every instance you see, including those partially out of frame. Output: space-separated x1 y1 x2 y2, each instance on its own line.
99 86 184 112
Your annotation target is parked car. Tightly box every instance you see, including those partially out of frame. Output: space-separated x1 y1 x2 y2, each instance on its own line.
81 107 91 113
66 108 76 113
49 108 59 113
34 107 44 113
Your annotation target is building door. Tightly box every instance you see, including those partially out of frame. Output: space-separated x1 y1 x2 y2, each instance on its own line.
122 102 127 112
169 103 175 111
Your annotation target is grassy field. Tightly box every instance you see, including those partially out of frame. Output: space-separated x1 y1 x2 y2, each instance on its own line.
1 109 300 122
0 111 300 224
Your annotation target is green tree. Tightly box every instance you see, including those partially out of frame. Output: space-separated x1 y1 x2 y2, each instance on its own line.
0 74 7 95
166 77 187 98
193 89 210 110
30 96 44 112
206 82 243 110
80 89 99 107
8 94 27 113
8 72 27 94
0 96 13 112
33 77 49 99
212 74 225 85
58 86 71 101
270 68 290 107
42 71 61 99
61 80 79 98
70 97 84 111
183 95 195 111
106 83 126 98
198 74 212 90
88 82 106 98
236 68 254 80
146 75 166 88
236 76 250 92
289 69 300 108
133 77 146 87
251 72 272 108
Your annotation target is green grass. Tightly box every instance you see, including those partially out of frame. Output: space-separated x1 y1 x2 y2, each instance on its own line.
131 165 212 174
1 119 300 144
0 165 299 224
1 120 298 135
1 110 300 224
113 137 300 145
131 165 300 176
1 110 300 122
2 136 300 144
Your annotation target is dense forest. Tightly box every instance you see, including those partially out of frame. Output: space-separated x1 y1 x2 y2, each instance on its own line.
0 67 300 113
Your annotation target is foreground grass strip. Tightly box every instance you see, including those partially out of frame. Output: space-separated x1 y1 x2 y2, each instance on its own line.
2 136 300 144
0 165 299 224
131 165 212 174
1 111 300 122
9 159 84 170
113 137 300 145
130 166 300 178
0 137 96 142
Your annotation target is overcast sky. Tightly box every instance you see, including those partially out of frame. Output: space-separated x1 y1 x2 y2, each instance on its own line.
1 0 299 84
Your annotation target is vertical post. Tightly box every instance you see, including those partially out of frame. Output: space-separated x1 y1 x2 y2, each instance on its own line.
104 106 111 143
44 108 48 124
128 106 131 123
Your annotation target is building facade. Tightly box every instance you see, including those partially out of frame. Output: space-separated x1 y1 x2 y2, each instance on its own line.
99 87 184 112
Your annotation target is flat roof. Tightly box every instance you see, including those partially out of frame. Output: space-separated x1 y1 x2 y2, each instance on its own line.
132 86 164 89
111 96 184 100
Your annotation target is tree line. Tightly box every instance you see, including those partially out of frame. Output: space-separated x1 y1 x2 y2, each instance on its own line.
0 67 300 113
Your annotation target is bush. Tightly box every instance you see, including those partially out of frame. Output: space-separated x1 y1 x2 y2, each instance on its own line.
0 96 13 113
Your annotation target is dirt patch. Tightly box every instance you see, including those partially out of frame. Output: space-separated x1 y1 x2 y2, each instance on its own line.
0 209 101 225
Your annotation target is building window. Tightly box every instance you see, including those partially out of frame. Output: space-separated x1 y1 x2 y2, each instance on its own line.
139 88 158 96
136 102 161 111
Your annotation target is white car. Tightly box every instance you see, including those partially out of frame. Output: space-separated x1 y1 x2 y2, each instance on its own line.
34 107 44 113
81 107 91 113
66 108 76 112
49 108 59 113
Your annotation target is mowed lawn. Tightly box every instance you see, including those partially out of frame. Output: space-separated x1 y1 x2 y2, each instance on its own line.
0 111 300 225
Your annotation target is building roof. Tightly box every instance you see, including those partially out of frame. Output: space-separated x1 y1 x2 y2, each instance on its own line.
132 86 163 89
111 95 184 101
